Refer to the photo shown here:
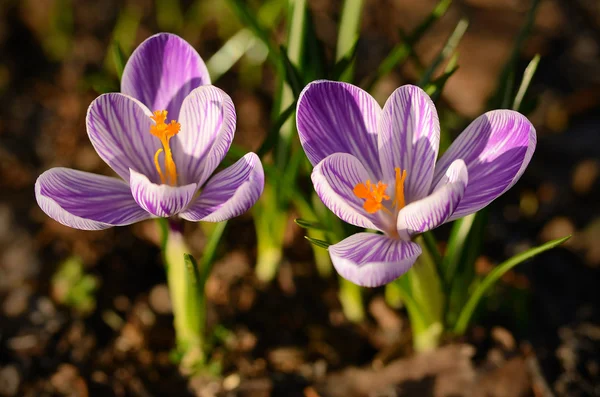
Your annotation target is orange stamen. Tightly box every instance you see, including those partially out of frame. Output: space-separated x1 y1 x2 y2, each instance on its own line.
394 168 407 210
149 110 180 185
353 180 390 214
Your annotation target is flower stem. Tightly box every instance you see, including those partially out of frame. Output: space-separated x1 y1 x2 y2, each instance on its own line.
161 219 204 369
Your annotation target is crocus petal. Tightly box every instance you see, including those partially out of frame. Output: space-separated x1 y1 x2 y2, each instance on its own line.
312 153 391 232
87 93 161 182
172 85 236 186
129 169 197 218
35 168 151 230
432 110 536 221
121 33 210 117
297 80 382 176
179 153 264 222
329 233 422 287
397 159 468 239
378 85 440 202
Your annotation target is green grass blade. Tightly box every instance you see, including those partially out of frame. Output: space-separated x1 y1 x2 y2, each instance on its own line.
453 235 571 335
418 17 468 87
199 221 228 289
111 41 127 80
489 0 540 108
441 214 476 286
279 45 304 97
256 101 297 158
336 0 364 81
512 54 540 111
294 218 329 232
206 29 257 82
226 0 284 74
362 0 452 90
305 236 331 249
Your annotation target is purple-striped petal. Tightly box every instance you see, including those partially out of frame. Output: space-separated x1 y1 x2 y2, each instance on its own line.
179 153 264 222
397 159 468 239
121 33 210 117
433 110 536 221
329 233 422 287
312 153 392 233
378 85 440 202
171 86 236 186
129 169 197 218
297 80 382 176
87 93 161 182
35 168 151 230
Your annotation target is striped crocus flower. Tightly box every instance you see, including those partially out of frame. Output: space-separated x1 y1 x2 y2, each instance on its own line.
297 81 536 287
35 33 264 230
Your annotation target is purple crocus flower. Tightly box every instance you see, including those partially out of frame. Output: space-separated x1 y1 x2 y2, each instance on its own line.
297 81 536 287
35 33 264 230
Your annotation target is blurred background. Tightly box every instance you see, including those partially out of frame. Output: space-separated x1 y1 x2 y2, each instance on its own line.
0 0 599 396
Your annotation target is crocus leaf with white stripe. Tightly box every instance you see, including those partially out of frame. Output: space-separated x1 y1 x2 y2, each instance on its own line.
296 80 536 287
36 33 264 230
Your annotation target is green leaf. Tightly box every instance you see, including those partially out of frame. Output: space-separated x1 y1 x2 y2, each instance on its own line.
111 41 127 80
294 218 328 232
445 210 487 327
304 236 331 249
226 0 284 74
362 0 452 90
335 0 364 82
442 214 477 286
512 54 540 111
279 45 304 98
453 235 571 335
418 17 469 87
421 231 442 268
256 101 297 158
489 0 540 109
330 38 358 80
199 221 228 288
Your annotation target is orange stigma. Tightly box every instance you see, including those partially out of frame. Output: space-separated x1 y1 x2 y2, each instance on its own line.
353 168 408 214
150 110 180 185
353 180 390 214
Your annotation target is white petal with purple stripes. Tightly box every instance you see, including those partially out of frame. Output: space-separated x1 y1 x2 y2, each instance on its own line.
329 233 422 287
179 153 264 222
129 169 197 218
312 153 391 232
378 85 440 202
87 93 161 182
432 110 536 221
297 80 382 176
121 33 210 118
397 159 468 239
172 85 236 186
35 168 151 230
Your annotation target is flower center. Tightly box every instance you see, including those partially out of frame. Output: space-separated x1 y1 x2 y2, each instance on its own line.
150 110 180 185
353 168 407 214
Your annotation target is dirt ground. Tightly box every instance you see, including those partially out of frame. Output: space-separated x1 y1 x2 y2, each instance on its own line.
0 0 599 396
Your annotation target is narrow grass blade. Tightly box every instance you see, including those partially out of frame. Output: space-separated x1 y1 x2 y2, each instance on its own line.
489 0 540 109
279 45 304 97
226 0 284 74
111 41 127 80
441 214 476 286
256 101 297 158
418 17 468 87
512 54 540 111
199 221 228 288
336 0 364 81
207 29 258 82
294 218 329 232
453 235 571 335
305 236 331 249
362 0 452 90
